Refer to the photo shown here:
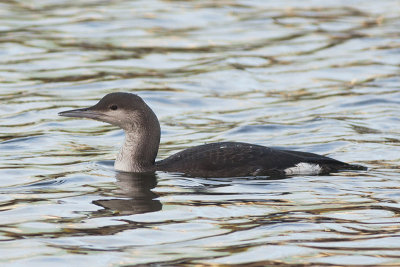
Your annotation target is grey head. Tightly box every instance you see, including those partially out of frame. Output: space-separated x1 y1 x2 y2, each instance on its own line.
59 92 157 131
59 92 161 172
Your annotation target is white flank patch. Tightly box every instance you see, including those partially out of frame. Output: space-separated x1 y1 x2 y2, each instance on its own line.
284 162 322 175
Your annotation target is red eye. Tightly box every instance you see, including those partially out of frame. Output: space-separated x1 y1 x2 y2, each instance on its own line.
110 105 118 110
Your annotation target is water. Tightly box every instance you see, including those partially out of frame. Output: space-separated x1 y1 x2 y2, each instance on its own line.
1 0 400 265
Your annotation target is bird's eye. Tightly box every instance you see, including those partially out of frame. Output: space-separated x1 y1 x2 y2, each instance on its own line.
110 105 118 110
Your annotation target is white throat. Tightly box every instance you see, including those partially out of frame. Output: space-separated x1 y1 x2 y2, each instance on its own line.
114 131 154 172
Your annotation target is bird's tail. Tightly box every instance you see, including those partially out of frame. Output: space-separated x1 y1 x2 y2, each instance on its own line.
319 162 367 174
343 163 368 171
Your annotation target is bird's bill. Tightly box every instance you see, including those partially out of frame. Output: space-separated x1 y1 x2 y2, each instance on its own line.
58 108 103 120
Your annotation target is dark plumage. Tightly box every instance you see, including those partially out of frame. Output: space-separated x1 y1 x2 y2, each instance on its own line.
156 142 365 177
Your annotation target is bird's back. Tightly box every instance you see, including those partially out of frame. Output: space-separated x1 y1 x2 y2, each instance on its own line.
155 142 361 178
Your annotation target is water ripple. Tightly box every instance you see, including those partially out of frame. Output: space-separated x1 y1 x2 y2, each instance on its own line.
0 0 400 266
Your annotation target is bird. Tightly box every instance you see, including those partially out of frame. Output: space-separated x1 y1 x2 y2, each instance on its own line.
59 92 366 178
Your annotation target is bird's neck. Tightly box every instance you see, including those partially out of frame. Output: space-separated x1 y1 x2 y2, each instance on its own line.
114 125 160 173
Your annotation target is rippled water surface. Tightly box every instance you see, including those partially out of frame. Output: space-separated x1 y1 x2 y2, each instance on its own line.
1 0 400 266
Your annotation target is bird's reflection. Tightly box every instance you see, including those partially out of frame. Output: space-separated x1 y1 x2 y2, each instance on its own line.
93 172 161 215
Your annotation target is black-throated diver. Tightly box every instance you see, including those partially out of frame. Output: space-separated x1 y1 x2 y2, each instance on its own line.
59 92 366 178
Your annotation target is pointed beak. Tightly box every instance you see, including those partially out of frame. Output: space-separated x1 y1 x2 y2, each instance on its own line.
58 108 103 120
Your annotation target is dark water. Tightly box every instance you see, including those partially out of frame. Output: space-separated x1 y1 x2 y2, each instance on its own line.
1 0 400 266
